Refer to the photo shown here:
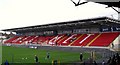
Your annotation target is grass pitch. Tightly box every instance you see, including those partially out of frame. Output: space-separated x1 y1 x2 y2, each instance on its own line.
2 46 91 63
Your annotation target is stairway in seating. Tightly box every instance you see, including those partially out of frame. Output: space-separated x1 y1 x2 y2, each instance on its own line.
71 34 87 46
80 34 99 46
68 34 83 46
57 36 68 45
48 35 64 45
86 34 101 46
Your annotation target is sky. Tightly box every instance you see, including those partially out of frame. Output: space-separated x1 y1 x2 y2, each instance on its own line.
0 0 119 32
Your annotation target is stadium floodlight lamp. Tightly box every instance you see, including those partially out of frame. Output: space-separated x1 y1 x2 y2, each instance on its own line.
23 28 27 30
75 23 78 25
91 21 96 23
69 23 76 26
17 29 22 31
44 26 47 28
66 23 71 26
68 23 72 26
29 28 33 29
64 24 67 25
40 26 45 28
22 28 25 30
36 27 39 28
78 22 85 24
48 25 57 27
97 20 106 22
74 23 78 25
39 27 43 28
108 19 119 23
53 25 57 27
48 25 53 27
38 27 41 28
59 24 64 26
57 24 63 27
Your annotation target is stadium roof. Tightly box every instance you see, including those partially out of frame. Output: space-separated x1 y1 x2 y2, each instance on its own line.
97 2 120 8
2 17 120 33
88 0 120 8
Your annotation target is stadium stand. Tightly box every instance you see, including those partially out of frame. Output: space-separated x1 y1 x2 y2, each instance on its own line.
2 17 120 51
4 32 120 47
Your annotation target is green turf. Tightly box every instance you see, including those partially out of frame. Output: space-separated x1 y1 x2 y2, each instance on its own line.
2 46 91 63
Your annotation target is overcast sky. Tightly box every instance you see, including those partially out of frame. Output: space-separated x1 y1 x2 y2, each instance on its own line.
0 0 119 31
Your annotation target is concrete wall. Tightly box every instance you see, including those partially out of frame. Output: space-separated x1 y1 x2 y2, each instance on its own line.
111 35 120 51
